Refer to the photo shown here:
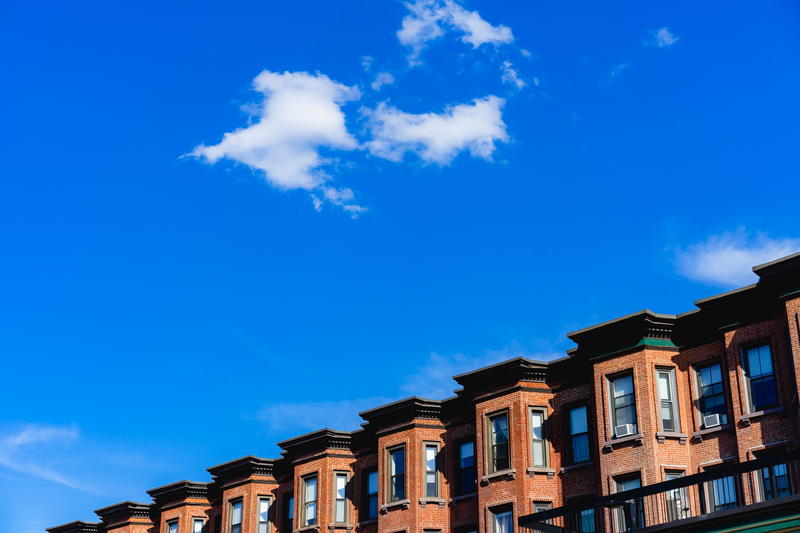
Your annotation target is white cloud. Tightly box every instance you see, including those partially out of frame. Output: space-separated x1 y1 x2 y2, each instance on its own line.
397 0 514 64
676 229 800 287
610 62 631 78
0 424 85 490
364 95 508 164
311 186 367 217
650 27 679 48
370 72 396 92
190 70 365 213
501 60 526 90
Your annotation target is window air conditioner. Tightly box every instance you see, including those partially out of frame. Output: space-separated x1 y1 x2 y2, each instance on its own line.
703 414 722 428
614 424 635 438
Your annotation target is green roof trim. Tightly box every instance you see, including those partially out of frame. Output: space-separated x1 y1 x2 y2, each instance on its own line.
638 337 677 348
706 513 800 533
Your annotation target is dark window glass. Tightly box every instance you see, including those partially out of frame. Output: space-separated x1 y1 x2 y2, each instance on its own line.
567 405 590 464
708 475 738 511
697 363 728 425
489 413 510 472
284 495 293 533
744 344 778 411
611 374 638 434
361 469 378 520
388 446 405 501
760 463 791 501
490 505 513 533
614 474 644 530
457 440 476 494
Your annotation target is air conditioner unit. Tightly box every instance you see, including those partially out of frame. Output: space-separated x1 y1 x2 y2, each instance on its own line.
614 424 635 438
703 414 722 428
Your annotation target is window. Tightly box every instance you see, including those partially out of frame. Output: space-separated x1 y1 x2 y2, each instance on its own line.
614 473 644 531
258 498 271 533
456 440 476 494
488 411 510 472
361 469 378 520
664 471 690 521
283 494 293 533
424 443 439 497
743 344 778 411
567 405 590 464
755 450 791 502
610 373 638 436
229 501 243 533
333 472 347 523
566 499 595 533
302 475 318 526
387 445 406 502
192 518 206 533
490 505 513 533
167 520 178 533
707 474 738 511
657 368 680 432
696 363 728 427
529 409 548 467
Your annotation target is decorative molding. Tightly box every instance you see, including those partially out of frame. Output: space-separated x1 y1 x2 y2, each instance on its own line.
480 468 516 485
379 499 410 514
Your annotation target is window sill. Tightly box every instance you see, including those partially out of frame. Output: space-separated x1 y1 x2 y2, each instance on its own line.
602 433 643 452
480 468 516 485
379 499 410 514
526 466 556 478
559 461 593 474
357 520 377 527
418 497 447 508
656 431 688 444
450 492 477 503
690 423 733 442
326 524 353 531
738 406 784 426
296 526 320 533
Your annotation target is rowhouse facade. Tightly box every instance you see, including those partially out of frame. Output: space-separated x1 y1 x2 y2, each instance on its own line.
48 253 800 533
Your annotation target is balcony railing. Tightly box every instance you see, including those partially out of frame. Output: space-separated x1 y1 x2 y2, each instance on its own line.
518 449 800 533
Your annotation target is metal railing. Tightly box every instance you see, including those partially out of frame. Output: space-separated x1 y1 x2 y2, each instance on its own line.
518 449 800 533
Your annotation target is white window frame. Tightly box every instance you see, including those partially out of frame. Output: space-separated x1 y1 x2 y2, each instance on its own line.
423 442 440 498
301 474 318 527
257 496 271 533
529 407 549 468
333 471 348 523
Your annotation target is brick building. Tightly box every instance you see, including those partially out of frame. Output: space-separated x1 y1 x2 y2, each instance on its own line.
48 253 800 533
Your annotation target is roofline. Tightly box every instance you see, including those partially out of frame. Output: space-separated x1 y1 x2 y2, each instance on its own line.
357 395 440 418
567 309 676 339
277 428 353 449
753 250 800 275
206 455 274 474
694 283 758 306
146 480 209 497
451 356 547 382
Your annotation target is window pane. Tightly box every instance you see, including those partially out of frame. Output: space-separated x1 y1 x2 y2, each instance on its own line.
305 477 317 501
260 499 270 522
572 434 589 463
492 414 509 445
335 500 345 523
391 448 405 475
168 522 178 533
570 406 587 435
231 502 242 524
493 510 513 533
531 412 544 440
613 375 634 398
287 497 294 519
367 470 378 494
193 519 205 533
336 474 346 500
658 372 671 401
460 441 474 468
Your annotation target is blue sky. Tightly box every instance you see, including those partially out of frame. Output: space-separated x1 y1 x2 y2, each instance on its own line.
1 1 799 531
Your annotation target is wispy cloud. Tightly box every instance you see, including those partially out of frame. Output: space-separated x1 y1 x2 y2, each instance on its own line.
370 72 396 92
363 95 508 164
500 60 526 90
0 423 87 491
675 229 800 287
257 397 394 433
190 70 366 214
648 27 679 48
398 0 514 65
257 345 560 435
